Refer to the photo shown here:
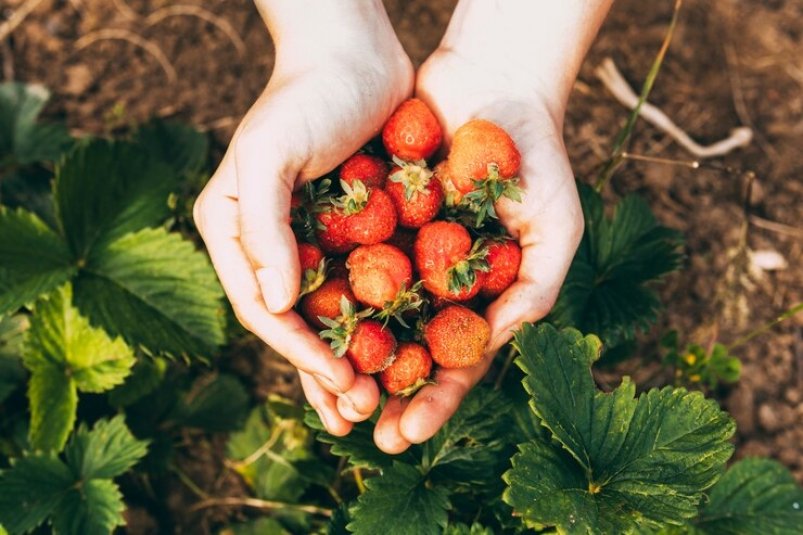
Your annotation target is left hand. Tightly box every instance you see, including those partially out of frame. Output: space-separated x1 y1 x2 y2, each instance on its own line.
373 47 585 453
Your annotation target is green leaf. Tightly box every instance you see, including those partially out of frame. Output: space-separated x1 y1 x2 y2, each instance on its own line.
0 82 72 165
24 284 135 393
444 523 495 535
0 454 73 533
347 463 450 535
690 458 803 534
222 517 291 535
50 478 125 535
0 314 28 403
133 119 209 177
174 373 249 432
504 323 736 533
107 356 167 407
549 184 684 346
306 407 415 470
64 415 149 480
227 398 314 502
424 387 512 486
73 226 225 356
54 140 178 258
26 365 77 453
0 207 74 315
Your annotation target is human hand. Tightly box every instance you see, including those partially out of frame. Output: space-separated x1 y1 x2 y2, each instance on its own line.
193 1 413 436
372 48 584 453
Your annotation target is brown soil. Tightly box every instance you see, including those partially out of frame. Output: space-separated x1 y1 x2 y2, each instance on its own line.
4 0 802 530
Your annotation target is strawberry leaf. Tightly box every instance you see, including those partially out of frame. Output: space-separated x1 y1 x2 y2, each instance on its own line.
63 415 149 480
23 285 135 451
0 82 72 166
227 398 317 502
172 374 250 432
687 458 803 534
0 454 73 533
72 227 225 357
54 140 179 259
347 462 450 535
503 323 736 533
549 183 684 347
0 206 75 315
50 479 125 535
0 314 27 403
132 119 209 177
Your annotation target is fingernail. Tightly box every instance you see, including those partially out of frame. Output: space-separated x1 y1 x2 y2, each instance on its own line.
313 373 343 395
256 267 289 313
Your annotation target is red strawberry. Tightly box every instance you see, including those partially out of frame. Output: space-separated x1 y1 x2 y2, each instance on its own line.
300 278 355 329
382 98 443 162
445 119 523 226
379 343 432 395
386 160 444 228
414 221 489 301
346 244 412 309
298 243 327 298
480 239 522 299
315 209 355 254
332 180 397 245
434 160 462 206
318 298 396 374
340 154 388 189
446 119 521 193
347 320 397 374
424 305 490 369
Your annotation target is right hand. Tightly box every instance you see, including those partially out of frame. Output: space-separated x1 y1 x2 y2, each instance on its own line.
193 2 413 436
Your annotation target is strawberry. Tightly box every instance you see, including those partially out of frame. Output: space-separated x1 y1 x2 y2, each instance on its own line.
347 320 397 374
298 243 327 298
382 98 443 162
332 180 397 245
315 209 355 254
319 297 396 374
414 221 489 301
300 278 355 329
424 305 490 369
339 154 388 189
434 160 462 206
386 157 444 228
480 238 522 299
379 342 432 395
346 244 412 309
446 119 523 226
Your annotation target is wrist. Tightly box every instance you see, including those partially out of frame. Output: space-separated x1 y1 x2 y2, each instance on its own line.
257 0 407 74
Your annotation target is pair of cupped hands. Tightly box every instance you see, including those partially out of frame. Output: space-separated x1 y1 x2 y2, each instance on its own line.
193 18 583 454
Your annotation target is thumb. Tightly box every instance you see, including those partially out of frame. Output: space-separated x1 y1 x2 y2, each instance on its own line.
234 130 301 314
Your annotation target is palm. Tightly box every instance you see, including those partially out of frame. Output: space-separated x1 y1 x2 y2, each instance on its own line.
373 49 584 452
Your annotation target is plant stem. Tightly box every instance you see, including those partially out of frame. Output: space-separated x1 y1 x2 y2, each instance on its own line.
188 496 332 517
353 467 367 494
494 346 518 390
595 0 684 191
727 302 803 351
169 464 209 500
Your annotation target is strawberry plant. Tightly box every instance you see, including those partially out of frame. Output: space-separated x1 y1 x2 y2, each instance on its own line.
0 70 801 535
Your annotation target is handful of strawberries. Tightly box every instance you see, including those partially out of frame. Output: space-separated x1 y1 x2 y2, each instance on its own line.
291 99 524 396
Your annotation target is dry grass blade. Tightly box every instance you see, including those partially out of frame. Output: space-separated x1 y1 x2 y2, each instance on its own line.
145 5 246 56
595 0 684 191
0 0 46 41
749 215 803 239
597 58 753 158
75 29 177 83
188 496 332 517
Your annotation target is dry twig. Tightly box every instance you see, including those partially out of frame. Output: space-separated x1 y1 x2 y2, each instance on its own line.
0 0 46 41
596 58 753 158
188 496 332 517
145 5 246 56
75 29 177 83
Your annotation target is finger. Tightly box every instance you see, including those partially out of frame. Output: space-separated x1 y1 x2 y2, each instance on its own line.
399 358 494 444
232 123 301 314
336 374 381 422
374 396 412 454
300 370 352 436
194 161 355 395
